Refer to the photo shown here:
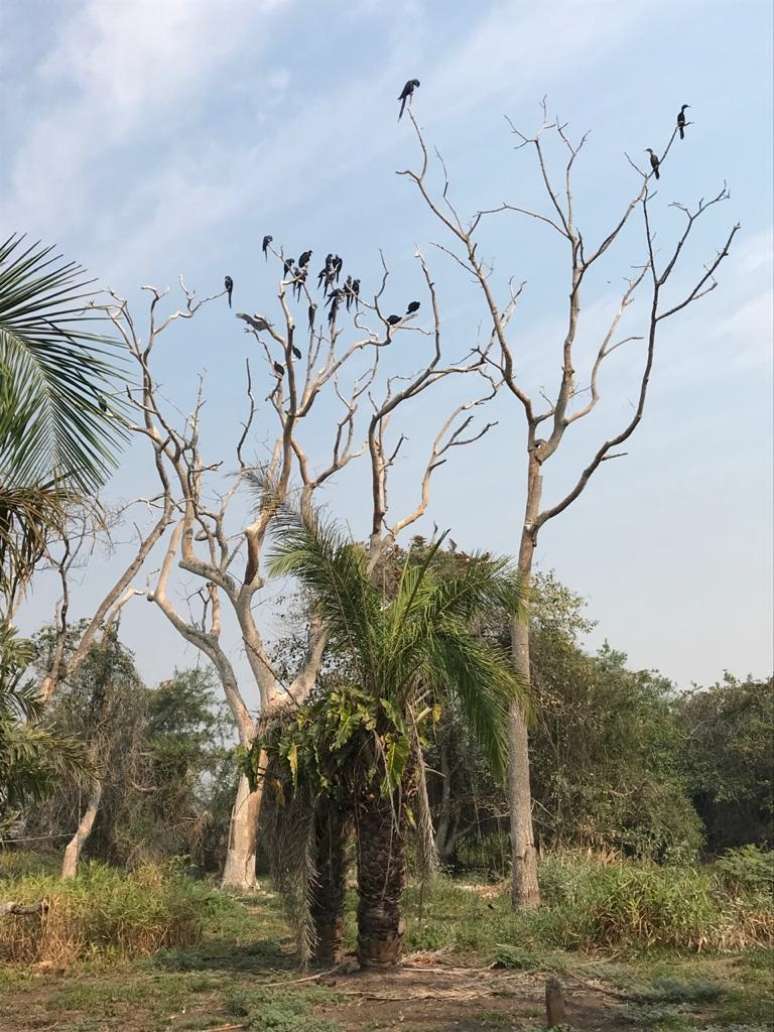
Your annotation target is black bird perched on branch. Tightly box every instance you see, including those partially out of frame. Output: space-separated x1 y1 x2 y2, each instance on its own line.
333 255 343 283
327 289 341 325
351 279 360 309
386 314 401 325
224 276 233 307
645 148 660 179
344 275 353 310
262 235 272 260
308 303 317 331
283 258 295 276
298 250 313 269
291 345 302 360
236 312 271 332
406 300 420 314
677 104 690 140
293 267 307 301
273 361 285 377
398 78 420 120
318 254 333 289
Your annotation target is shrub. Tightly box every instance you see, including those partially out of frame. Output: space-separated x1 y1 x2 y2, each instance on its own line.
0 861 211 963
713 846 774 898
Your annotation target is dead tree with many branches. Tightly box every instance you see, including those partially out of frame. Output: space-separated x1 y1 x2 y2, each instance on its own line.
400 100 739 908
96 245 498 890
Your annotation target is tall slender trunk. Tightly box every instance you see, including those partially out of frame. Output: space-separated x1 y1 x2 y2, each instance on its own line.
221 772 260 891
508 456 541 909
311 796 350 966
355 787 406 968
412 730 439 878
61 780 102 879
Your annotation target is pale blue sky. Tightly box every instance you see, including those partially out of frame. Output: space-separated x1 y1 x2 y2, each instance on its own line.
2 0 772 703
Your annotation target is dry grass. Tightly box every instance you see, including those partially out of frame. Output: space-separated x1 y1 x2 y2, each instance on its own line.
0 861 207 964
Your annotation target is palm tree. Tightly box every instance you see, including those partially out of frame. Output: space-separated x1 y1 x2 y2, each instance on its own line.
260 505 525 968
0 233 125 608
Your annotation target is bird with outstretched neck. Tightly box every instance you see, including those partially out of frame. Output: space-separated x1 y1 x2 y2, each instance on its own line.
645 148 660 179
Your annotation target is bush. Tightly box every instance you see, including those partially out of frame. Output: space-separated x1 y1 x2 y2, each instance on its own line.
713 846 774 898
0 861 211 963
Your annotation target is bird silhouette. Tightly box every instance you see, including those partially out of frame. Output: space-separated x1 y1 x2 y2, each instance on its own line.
236 312 271 332
645 148 660 179
386 314 401 325
333 255 343 283
398 79 420 120
283 258 295 276
344 275 354 310
273 361 285 377
351 279 360 309
291 345 302 360
224 276 233 307
406 300 420 314
327 289 341 325
308 303 317 331
98 395 108 413
299 250 313 268
262 235 272 260
677 104 690 140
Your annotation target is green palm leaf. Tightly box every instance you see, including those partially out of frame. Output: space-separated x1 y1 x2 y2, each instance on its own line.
0 233 127 491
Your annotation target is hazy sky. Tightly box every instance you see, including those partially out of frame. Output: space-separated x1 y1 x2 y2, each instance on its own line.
2 0 772 707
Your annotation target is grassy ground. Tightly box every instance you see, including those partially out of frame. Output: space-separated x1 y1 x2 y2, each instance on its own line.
1 874 771 1032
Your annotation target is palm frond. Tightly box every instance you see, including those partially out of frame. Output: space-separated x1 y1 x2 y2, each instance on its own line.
0 233 127 491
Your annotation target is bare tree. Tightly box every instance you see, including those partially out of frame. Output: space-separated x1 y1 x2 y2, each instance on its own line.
400 101 739 907
98 250 497 890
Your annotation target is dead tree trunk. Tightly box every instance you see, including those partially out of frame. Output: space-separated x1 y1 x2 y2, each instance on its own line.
221 772 260 891
61 781 102 879
508 456 542 908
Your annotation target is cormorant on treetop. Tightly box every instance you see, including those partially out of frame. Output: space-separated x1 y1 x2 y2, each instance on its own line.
645 148 660 179
398 79 420 120
406 300 420 314
262 235 272 260
224 276 233 307
677 104 690 140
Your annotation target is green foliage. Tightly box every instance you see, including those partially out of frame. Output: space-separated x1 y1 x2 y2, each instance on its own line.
0 861 211 962
679 675 774 851
0 625 90 833
226 987 341 1032
712 846 774 898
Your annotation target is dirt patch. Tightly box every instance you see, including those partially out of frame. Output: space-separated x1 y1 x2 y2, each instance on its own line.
316 960 628 1031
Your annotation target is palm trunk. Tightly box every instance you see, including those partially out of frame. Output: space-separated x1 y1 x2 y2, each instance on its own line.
61 780 102 879
221 772 260 891
311 797 350 965
355 787 406 968
508 457 541 909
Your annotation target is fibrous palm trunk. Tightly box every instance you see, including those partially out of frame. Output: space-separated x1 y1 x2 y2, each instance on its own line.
311 796 350 965
355 786 406 968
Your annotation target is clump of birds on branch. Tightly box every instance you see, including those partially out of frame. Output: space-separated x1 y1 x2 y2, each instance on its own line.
224 88 693 383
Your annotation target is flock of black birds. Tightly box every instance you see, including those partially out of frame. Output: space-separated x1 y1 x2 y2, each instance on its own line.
223 86 689 380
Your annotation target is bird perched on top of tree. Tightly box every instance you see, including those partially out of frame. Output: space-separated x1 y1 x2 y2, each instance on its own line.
262 235 272 260
398 79 420 120
236 312 271 333
645 148 660 179
406 300 420 314
333 255 343 283
351 279 360 309
283 258 295 276
299 250 313 268
273 361 285 377
308 303 317 331
386 314 401 325
318 254 334 290
677 104 690 140
224 276 233 307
